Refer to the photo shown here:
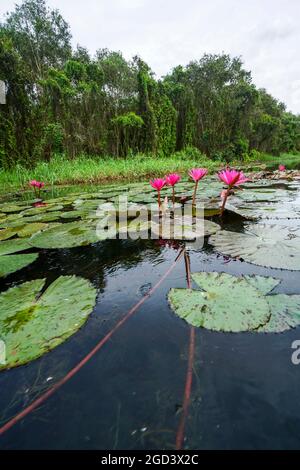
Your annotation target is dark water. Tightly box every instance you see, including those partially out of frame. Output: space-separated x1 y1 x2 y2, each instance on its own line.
1 188 300 449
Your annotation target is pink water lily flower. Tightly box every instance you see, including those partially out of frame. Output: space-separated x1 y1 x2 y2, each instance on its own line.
279 164 286 172
166 173 181 186
165 173 181 204
218 169 249 187
150 178 166 191
150 178 167 209
217 169 250 215
189 168 208 182
188 168 208 205
29 179 45 197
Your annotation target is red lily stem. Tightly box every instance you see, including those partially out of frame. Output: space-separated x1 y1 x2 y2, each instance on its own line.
176 325 195 449
172 186 175 206
0 248 185 437
184 249 192 289
192 181 198 206
175 249 195 450
220 187 230 216
158 190 161 210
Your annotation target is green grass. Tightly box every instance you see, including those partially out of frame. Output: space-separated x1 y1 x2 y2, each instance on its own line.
251 152 300 168
0 152 299 196
0 154 218 194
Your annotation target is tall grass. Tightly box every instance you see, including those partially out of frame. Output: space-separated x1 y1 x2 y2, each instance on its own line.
0 153 217 193
0 152 299 195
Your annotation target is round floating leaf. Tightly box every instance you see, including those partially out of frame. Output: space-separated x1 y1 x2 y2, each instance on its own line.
210 224 300 270
29 221 104 248
17 222 48 237
244 275 280 295
227 202 300 220
23 211 63 223
0 275 97 369
234 188 289 203
258 295 300 333
60 210 86 219
0 253 38 278
21 206 50 216
151 217 220 241
0 203 29 213
0 238 31 255
0 227 17 241
168 272 271 332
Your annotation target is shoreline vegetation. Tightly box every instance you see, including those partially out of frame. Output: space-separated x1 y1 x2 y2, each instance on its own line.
1 0 300 182
0 151 299 195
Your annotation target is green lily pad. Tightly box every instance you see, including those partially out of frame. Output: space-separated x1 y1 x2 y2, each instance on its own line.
0 203 29 213
168 272 271 332
0 253 38 278
21 206 50 216
0 275 97 369
244 275 280 295
0 227 17 241
0 238 31 255
258 295 300 332
60 210 86 219
227 202 300 220
22 211 63 223
168 272 300 333
210 223 300 270
29 221 104 248
17 223 48 237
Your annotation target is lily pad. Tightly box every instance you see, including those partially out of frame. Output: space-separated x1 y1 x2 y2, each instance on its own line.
0 227 17 241
210 223 300 270
168 272 271 332
22 211 63 223
0 203 29 213
0 275 97 369
168 273 300 333
29 221 104 248
227 202 300 220
0 238 31 256
60 210 86 219
17 223 48 237
258 295 300 333
244 275 280 295
0 253 38 278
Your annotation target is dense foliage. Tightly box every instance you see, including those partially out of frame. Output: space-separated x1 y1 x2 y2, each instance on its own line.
0 0 299 168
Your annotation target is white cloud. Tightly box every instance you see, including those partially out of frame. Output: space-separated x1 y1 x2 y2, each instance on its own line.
1 0 299 113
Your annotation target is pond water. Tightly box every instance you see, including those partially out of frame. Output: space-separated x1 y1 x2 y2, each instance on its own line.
1 179 300 450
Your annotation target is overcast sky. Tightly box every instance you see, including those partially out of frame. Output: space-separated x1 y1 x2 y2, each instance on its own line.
1 0 300 114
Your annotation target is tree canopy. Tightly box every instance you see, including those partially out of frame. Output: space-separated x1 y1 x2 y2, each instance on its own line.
0 0 299 168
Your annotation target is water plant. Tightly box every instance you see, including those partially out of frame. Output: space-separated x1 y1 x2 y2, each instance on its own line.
189 168 208 206
168 272 300 333
29 180 45 198
150 178 167 209
217 169 249 215
165 173 181 205
0 275 97 369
